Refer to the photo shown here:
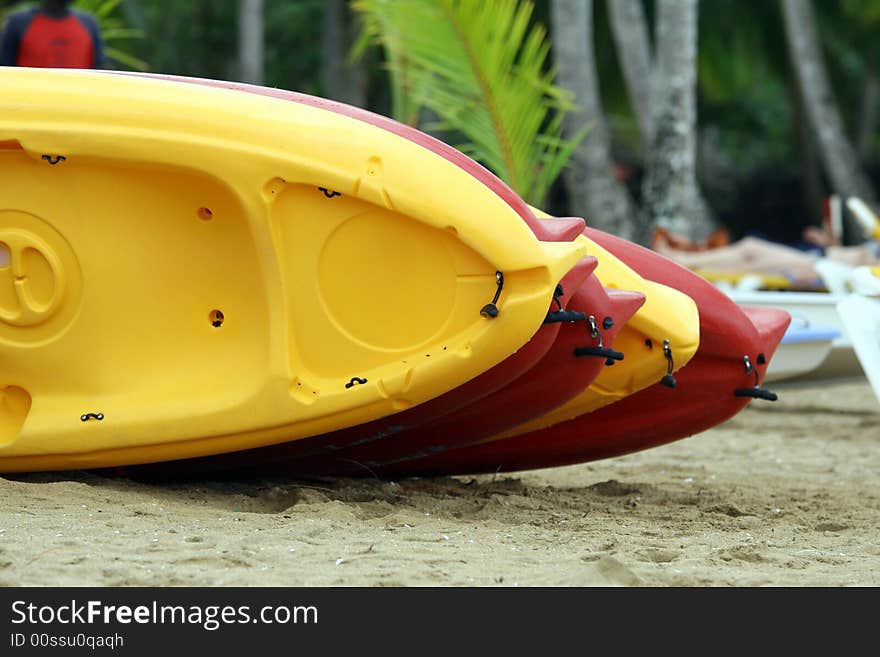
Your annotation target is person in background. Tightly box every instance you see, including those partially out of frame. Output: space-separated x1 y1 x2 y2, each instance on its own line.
1 0 104 68
652 225 880 290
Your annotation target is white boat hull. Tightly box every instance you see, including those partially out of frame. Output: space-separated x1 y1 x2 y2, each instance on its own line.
728 291 861 380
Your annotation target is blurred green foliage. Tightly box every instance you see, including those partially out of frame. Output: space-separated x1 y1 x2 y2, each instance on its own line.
126 0 325 92
3 0 877 232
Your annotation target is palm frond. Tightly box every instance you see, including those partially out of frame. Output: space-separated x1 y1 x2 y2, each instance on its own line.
99 27 144 41
74 0 121 20
353 0 587 206
104 45 148 72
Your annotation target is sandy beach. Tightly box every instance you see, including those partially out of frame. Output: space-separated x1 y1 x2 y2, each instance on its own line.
2 378 878 587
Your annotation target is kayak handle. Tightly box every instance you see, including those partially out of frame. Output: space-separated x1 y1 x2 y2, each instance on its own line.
734 387 778 401
574 315 623 365
574 345 624 362
660 339 677 388
480 271 504 318
544 309 587 324
551 284 564 311
735 355 778 400
318 186 341 198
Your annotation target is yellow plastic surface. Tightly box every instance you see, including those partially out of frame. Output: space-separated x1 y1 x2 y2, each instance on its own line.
487 212 701 440
0 68 586 471
695 269 794 290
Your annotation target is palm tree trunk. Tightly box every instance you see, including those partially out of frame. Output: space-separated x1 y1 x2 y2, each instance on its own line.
551 0 639 240
237 0 264 85
856 65 879 163
606 0 655 144
322 0 367 107
641 0 710 242
781 0 877 241
790 63 827 228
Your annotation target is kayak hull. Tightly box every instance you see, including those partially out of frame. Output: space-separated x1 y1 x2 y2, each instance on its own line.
119 258 599 477
124 72 703 423
393 229 790 476
364 286 646 478
0 68 586 471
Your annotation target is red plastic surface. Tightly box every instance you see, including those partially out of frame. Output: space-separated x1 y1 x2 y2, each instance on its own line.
361 286 645 478
250 276 643 476
392 229 792 475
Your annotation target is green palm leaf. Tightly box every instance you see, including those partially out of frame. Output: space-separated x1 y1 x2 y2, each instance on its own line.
353 0 588 206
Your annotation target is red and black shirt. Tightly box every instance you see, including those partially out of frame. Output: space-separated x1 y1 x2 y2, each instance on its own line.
1 7 104 68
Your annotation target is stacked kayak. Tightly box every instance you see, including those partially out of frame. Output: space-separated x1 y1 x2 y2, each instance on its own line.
0 68 790 477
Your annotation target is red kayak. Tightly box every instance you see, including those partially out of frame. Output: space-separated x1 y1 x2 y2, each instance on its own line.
379 228 791 476
349 285 645 477
262 280 644 476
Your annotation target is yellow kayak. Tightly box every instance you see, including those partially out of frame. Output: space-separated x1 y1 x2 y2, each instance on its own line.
0 68 585 471
694 270 797 290
487 212 701 441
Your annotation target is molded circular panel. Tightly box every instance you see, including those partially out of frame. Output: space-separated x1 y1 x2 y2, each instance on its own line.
0 209 82 344
318 210 457 350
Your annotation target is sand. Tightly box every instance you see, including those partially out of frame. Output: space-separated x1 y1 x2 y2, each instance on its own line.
2 378 879 587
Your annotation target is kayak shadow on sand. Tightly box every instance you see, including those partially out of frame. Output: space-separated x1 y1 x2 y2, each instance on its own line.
2 469 721 522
